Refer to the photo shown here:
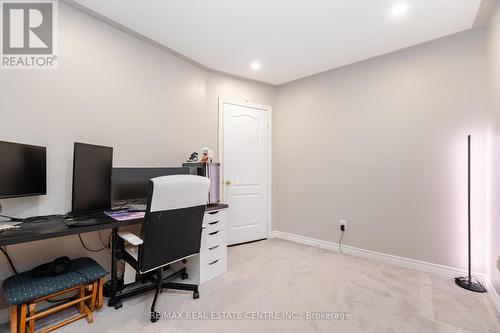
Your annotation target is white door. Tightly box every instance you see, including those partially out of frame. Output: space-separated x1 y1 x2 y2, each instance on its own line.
221 101 270 245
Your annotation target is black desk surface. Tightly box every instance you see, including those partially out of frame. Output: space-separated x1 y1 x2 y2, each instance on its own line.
0 216 131 246
0 203 228 247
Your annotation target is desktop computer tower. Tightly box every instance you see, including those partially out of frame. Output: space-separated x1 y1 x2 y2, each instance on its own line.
182 162 220 204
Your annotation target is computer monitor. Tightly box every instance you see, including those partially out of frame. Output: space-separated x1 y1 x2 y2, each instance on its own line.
112 167 189 202
0 141 47 199
71 142 113 216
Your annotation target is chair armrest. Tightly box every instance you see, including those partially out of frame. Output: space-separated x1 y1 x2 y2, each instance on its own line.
117 231 143 246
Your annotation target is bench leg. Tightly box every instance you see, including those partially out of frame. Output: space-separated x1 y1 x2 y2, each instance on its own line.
28 303 36 333
10 305 17 333
96 278 104 309
84 305 93 324
84 281 97 324
18 304 27 333
78 286 85 314
90 281 98 312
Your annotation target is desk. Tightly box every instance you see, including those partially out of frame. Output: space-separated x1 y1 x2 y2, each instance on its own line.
0 216 131 246
0 203 228 308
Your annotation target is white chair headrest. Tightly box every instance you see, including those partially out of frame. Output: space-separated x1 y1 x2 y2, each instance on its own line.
149 175 210 212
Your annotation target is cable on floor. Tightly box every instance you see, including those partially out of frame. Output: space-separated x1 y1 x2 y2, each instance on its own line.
338 230 345 254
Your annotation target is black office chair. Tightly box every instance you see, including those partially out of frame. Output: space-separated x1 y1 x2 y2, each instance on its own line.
117 175 210 322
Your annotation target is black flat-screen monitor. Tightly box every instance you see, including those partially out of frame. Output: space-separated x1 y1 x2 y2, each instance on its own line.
112 167 189 201
0 141 47 199
71 142 113 216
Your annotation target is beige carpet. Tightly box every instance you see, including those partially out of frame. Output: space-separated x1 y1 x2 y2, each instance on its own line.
5 238 500 332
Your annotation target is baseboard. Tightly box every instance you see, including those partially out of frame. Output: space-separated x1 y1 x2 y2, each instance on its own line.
270 230 500 314
270 231 472 277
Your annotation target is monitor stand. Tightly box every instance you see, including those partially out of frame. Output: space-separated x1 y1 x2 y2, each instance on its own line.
63 211 107 227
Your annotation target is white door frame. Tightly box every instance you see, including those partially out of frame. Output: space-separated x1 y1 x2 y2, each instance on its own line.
218 98 273 238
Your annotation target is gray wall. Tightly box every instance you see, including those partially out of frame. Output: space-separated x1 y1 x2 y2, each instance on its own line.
275 31 487 272
0 0 495 314
0 3 275 309
486 2 500 294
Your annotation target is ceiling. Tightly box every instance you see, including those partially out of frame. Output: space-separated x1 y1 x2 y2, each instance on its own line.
72 0 482 85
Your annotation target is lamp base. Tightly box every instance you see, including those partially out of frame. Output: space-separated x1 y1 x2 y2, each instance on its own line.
455 277 487 293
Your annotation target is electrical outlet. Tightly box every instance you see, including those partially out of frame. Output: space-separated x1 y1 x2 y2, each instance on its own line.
340 219 347 231
497 256 500 273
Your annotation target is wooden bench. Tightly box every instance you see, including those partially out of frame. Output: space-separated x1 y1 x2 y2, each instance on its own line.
3 257 106 333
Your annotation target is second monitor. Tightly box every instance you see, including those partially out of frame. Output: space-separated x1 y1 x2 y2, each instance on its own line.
112 167 189 202
71 142 113 216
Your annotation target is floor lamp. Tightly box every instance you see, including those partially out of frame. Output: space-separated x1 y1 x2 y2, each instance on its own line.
455 135 487 293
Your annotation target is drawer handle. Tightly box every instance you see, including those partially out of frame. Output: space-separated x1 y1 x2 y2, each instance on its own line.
209 221 219 225
208 245 219 251
208 211 219 215
208 259 220 265
209 231 219 235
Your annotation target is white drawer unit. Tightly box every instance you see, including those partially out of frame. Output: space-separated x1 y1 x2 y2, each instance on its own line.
201 228 225 252
201 257 227 283
203 210 226 232
183 206 228 285
200 241 226 266
200 208 227 283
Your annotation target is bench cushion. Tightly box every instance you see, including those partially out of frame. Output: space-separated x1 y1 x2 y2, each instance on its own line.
2 257 107 305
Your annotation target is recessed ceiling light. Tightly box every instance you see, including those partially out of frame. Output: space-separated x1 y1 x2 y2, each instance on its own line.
391 3 408 18
250 61 261 71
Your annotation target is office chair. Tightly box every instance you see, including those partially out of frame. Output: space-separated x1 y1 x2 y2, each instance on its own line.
116 175 210 322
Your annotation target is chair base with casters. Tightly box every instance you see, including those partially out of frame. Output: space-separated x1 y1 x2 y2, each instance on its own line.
148 267 199 323
113 232 201 321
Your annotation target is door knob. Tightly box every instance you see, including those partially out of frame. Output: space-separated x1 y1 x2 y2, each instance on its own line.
225 180 232 185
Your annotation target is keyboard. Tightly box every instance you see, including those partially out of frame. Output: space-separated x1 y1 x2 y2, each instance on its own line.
128 203 147 212
64 218 103 227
